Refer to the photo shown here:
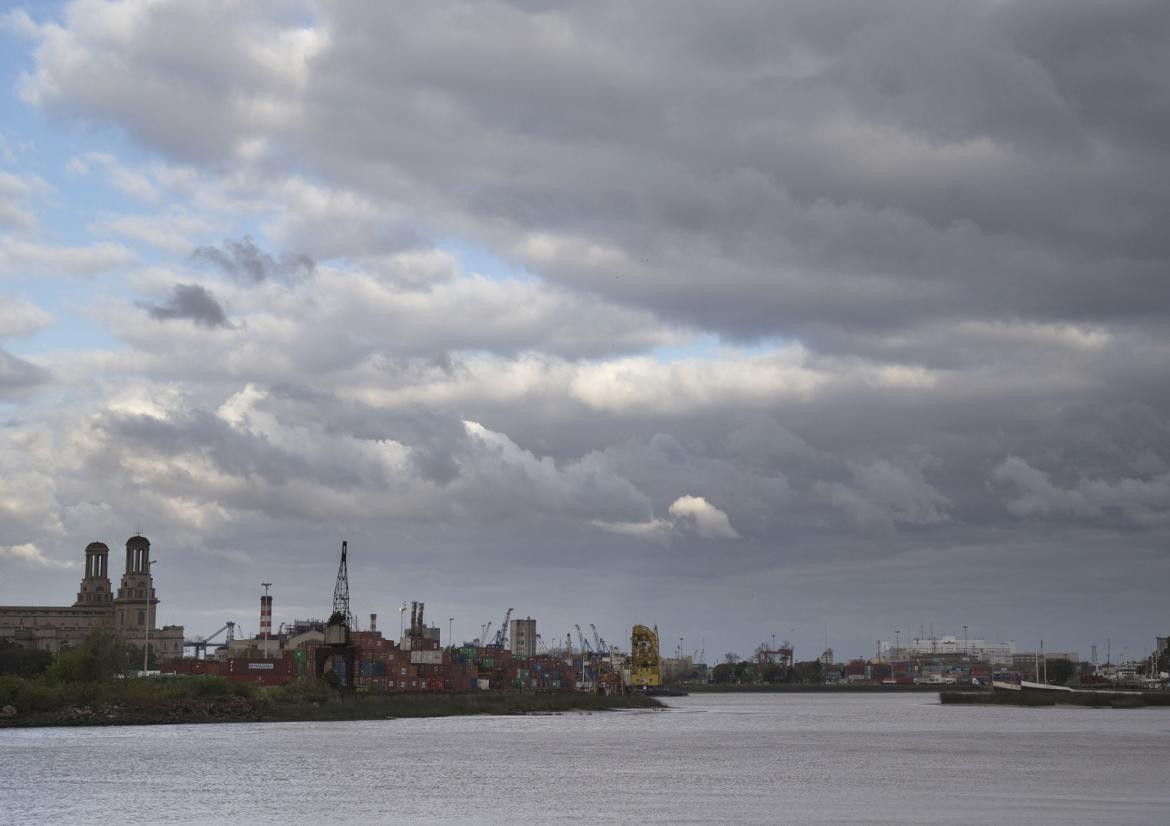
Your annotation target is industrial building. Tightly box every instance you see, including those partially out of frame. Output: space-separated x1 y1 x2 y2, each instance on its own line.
510 617 536 659
0 535 184 662
881 635 1017 665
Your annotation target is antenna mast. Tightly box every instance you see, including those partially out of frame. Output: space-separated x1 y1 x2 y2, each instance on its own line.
331 540 352 628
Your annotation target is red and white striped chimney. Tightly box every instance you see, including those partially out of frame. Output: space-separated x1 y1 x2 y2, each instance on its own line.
260 593 273 636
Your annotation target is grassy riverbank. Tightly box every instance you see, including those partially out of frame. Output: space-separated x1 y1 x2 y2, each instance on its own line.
0 675 661 728
940 690 1170 708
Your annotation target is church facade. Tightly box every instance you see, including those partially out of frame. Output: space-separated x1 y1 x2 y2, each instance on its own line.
0 535 184 661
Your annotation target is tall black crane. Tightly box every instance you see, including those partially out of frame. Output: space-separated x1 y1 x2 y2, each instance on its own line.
330 540 351 629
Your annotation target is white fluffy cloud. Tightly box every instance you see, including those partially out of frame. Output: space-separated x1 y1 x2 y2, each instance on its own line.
0 542 73 568
597 494 740 542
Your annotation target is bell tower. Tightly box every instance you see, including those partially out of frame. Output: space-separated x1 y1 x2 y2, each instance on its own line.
114 535 157 632
74 541 112 607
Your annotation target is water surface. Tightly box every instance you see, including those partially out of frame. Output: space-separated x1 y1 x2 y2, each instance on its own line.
2 692 1167 824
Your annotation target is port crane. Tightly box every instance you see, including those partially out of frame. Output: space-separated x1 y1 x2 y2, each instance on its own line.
575 624 593 654
590 624 608 653
490 608 513 649
183 621 235 659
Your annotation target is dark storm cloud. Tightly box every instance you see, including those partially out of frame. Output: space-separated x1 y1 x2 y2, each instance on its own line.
192 237 314 284
139 283 229 328
24 1 1170 347
279 0 1169 348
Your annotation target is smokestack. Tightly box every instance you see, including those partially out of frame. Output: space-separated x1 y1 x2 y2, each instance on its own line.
260 594 273 636
369 613 377 633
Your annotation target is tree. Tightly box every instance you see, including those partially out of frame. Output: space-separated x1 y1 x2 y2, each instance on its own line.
1044 658 1076 686
0 640 52 677
787 660 823 684
760 664 786 684
45 631 138 683
723 652 738 666
711 663 734 684
733 660 757 683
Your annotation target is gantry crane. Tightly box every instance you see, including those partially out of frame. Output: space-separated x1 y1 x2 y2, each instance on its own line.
183 621 235 659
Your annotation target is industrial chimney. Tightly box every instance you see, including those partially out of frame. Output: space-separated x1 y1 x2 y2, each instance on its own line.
369 613 377 633
260 583 273 637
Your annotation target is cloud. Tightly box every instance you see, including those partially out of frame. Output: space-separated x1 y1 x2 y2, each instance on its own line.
816 459 951 533
138 283 230 328
69 151 160 203
0 238 134 276
0 170 46 231
668 495 741 540
3 1 1170 660
991 456 1170 526
0 294 52 338
0 349 50 398
192 236 314 284
597 494 740 542
19 1 1170 353
0 542 73 569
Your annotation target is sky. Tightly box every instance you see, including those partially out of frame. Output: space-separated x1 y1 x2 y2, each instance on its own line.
1 0 1168 664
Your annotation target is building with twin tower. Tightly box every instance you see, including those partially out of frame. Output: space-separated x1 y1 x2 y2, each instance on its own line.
0 534 184 662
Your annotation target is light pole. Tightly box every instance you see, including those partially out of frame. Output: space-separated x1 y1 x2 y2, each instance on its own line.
143 560 157 674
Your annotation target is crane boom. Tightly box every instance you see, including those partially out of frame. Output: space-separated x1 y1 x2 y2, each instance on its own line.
492 608 513 648
575 624 592 654
183 621 236 658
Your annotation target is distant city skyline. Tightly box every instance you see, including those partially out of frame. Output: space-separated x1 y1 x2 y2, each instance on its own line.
1 2 1168 663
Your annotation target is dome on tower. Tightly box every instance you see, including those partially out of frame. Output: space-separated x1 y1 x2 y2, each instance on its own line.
85 541 109 552
126 534 150 547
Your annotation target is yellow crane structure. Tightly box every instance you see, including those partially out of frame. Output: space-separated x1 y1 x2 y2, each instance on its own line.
630 624 661 687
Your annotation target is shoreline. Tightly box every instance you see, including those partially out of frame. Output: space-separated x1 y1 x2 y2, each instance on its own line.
940 690 1170 708
0 683 662 729
683 683 973 693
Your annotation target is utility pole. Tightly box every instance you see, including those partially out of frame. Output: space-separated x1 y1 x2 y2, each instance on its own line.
143 560 157 674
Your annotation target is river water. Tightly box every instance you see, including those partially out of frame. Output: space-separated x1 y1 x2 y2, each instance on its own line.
2 692 1168 824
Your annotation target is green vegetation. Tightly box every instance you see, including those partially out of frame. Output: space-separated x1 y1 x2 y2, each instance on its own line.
707 659 823 686
940 690 1170 708
0 632 660 727
0 640 51 678
1042 658 1077 687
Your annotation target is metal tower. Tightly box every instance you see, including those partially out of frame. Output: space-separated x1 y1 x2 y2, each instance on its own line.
331 540 351 628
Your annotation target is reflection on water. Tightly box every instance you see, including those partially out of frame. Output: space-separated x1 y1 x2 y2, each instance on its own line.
3 693 1169 824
